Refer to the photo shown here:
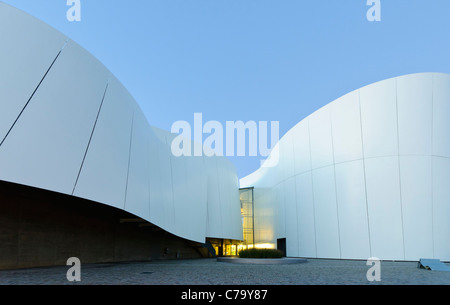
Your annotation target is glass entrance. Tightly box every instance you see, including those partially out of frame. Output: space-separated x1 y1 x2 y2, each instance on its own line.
206 188 255 257
239 187 254 252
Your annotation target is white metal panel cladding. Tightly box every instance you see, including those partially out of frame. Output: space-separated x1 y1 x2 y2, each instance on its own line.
205 157 223 239
283 177 298 257
397 74 433 156
359 77 398 159
294 172 316 258
291 120 311 175
147 128 167 230
432 157 450 260
241 72 450 261
0 40 109 195
124 107 152 221
0 4 242 245
309 105 334 170
150 127 176 234
399 156 433 260
278 132 295 181
364 156 404 260
73 76 135 210
312 166 340 259
216 157 244 241
0 2 68 143
433 74 450 158
330 90 363 164
334 160 371 260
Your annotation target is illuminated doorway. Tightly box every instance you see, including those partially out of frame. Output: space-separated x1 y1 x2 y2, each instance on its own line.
207 238 241 257
239 187 254 254
206 188 255 257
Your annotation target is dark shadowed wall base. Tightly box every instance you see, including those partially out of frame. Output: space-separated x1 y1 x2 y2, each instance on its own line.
0 181 208 270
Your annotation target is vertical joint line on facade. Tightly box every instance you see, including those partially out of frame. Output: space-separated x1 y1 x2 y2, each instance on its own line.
72 81 109 195
215 158 224 235
123 111 135 210
0 42 67 148
307 119 318 258
431 74 435 258
146 137 153 223
166 135 176 228
395 78 407 260
358 89 373 258
251 188 255 246
205 160 210 237
291 134 300 255
329 107 342 259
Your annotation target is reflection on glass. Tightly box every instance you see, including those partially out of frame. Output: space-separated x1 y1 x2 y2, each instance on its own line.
239 187 254 253
207 188 270 257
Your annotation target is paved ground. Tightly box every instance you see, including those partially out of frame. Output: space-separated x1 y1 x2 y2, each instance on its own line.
0 258 449 285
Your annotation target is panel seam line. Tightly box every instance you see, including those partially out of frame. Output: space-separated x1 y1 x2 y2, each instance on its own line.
0 41 68 147
395 78 407 260
358 89 373 258
72 81 109 195
123 111 135 210
329 106 342 259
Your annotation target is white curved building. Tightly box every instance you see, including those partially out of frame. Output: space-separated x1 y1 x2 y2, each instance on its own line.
241 72 450 261
1 2 449 269
0 2 242 269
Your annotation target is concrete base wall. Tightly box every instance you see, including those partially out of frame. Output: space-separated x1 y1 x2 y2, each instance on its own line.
0 181 206 270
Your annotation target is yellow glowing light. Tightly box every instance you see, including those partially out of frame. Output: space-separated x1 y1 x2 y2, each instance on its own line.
254 243 276 249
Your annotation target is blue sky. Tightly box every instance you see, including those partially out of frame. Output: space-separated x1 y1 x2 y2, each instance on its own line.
3 0 450 178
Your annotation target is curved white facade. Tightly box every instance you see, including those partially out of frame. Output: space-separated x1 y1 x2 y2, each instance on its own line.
241 72 450 261
0 3 242 244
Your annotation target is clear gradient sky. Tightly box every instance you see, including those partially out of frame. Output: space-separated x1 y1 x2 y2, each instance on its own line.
3 0 450 178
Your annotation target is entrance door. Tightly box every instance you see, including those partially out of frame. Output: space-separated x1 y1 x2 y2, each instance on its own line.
277 238 286 257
